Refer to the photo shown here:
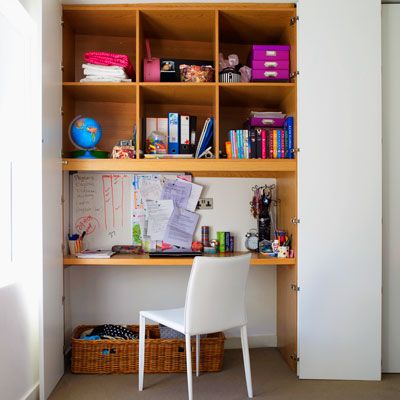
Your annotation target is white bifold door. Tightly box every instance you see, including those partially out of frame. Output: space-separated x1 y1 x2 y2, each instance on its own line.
297 0 382 380
382 4 400 373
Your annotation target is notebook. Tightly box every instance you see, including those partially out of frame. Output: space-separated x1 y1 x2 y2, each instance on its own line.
76 250 116 259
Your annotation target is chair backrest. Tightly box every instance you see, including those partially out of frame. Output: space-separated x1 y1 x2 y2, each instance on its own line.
184 253 252 335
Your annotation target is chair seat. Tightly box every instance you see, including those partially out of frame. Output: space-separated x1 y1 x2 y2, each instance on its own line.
140 308 185 334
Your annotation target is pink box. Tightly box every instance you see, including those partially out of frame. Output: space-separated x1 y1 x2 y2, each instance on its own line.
248 117 285 127
251 45 290 61
251 60 289 70
251 69 289 81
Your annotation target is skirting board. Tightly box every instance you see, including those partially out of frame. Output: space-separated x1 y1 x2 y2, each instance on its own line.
22 383 39 400
225 334 277 349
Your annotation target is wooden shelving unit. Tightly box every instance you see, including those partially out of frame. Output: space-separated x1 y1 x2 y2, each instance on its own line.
63 253 296 267
62 3 298 372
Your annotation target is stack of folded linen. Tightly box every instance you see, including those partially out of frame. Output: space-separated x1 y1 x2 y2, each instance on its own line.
80 51 135 82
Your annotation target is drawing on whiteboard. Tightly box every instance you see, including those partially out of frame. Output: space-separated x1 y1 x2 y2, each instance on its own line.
72 173 133 249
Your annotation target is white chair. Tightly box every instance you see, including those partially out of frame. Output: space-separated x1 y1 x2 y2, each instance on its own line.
138 253 253 400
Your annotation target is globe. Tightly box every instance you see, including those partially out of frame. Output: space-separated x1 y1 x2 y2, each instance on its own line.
69 116 104 158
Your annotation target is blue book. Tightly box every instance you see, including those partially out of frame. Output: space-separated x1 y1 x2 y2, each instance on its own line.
237 130 244 159
277 129 281 159
168 112 180 154
285 116 294 159
196 117 214 158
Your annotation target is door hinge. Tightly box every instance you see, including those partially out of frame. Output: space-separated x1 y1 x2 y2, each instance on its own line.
290 284 300 292
290 353 300 362
62 295 65 305
290 16 299 26
61 195 65 204
60 62 64 71
60 106 64 116
290 71 300 79
61 19 64 26
291 217 300 224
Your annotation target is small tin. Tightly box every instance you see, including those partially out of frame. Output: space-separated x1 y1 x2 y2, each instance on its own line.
201 226 210 247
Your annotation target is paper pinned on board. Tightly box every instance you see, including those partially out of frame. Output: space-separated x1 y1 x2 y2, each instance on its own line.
163 207 200 248
139 179 162 201
132 209 146 245
161 179 192 209
146 199 174 241
176 178 203 212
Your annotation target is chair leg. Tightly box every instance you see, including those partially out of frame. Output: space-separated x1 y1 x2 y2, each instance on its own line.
138 314 146 391
196 334 200 377
240 325 253 398
185 334 193 400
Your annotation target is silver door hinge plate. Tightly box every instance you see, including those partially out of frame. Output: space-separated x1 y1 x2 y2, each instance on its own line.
290 353 300 362
290 16 299 26
291 217 300 224
290 284 300 292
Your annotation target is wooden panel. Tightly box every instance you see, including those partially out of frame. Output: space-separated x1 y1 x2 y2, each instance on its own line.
63 9 136 37
62 158 296 174
141 10 215 42
63 252 296 267
63 83 136 103
63 101 136 154
74 34 136 82
141 83 215 105
62 20 75 82
219 9 295 44
63 4 296 12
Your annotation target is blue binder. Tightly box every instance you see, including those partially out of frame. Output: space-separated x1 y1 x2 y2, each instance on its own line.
168 112 180 154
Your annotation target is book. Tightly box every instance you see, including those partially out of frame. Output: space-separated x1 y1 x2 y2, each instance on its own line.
225 232 231 252
243 130 249 159
261 129 267 159
168 112 180 154
256 128 262 159
144 154 193 159
284 128 289 158
269 129 274 159
281 129 285 158
76 250 115 259
277 129 281 159
285 116 294 159
273 130 278 159
249 129 257 159
237 130 244 159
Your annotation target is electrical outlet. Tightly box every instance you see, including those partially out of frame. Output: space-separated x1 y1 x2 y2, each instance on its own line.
196 198 213 210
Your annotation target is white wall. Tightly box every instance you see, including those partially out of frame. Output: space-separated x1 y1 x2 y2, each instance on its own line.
65 178 278 348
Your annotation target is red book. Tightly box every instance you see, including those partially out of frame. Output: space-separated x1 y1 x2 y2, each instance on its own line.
261 129 267 159
281 129 285 158
269 130 274 158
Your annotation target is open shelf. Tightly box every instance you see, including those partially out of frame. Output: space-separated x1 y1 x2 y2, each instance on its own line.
62 158 296 176
63 252 296 267
63 9 137 82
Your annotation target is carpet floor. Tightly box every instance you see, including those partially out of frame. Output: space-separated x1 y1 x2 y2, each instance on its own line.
49 348 400 400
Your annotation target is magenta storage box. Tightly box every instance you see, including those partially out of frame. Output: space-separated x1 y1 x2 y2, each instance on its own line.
251 60 289 70
248 117 284 127
251 69 289 81
251 45 290 61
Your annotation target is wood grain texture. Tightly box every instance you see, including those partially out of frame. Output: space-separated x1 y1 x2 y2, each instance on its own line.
63 83 136 103
63 252 296 267
62 158 296 174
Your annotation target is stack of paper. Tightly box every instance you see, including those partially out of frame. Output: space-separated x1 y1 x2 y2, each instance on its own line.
76 250 115 259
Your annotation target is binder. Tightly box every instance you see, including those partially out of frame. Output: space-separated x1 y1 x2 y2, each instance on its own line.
285 116 294 159
180 115 196 154
196 117 214 158
168 112 180 154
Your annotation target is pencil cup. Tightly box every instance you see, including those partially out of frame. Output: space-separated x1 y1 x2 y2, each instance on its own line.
69 239 84 255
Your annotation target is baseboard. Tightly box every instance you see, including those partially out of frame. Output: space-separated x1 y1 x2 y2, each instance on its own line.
22 383 39 400
225 334 277 349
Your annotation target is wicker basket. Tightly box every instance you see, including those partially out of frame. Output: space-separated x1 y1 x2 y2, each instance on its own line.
71 324 225 374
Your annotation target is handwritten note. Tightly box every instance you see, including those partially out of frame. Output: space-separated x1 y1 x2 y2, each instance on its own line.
139 179 162 201
164 207 200 248
146 200 174 241
176 178 203 212
161 179 192 209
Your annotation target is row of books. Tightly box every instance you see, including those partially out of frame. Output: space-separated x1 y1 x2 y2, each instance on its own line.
227 118 294 159
143 114 214 158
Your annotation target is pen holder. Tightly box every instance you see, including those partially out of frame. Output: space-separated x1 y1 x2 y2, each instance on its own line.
69 239 84 255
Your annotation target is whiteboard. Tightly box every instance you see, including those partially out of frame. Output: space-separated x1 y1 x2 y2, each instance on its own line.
71 172 134 249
